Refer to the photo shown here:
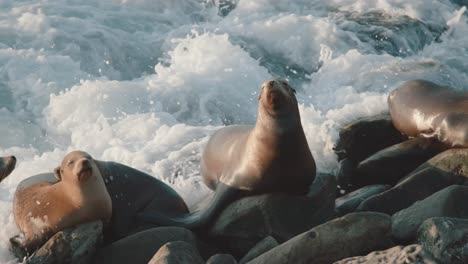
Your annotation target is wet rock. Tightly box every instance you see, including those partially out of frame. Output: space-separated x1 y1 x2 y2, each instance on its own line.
356 138 446 186
392 185 468 243
209 173 336 257
417 217 468 264
336 158 358 194
206 254 237 264
334 244 436 264
93 227 197 264
335 185 389 216
357 148 468 214
24 221 102 264
247 212 394 264
148 241 204 264
333 114 407 162
239 236 278 264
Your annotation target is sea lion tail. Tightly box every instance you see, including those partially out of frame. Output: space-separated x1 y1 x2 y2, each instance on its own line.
137 184 246 229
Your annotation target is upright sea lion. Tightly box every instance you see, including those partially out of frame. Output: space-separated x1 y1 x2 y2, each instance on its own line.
0 155 16 182
13 153 189 244
138 79 316 228
389 80 468 147
12 151 112 254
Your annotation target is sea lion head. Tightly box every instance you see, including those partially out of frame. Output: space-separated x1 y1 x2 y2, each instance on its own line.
0 155 16 182
439 113 468 147
54 151 101 184
258 79 298 118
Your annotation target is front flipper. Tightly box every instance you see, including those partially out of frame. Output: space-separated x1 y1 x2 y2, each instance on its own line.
10 233 50 260
137 184 248 229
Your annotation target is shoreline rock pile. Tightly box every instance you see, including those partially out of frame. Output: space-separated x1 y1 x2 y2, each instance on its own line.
12 114 468 264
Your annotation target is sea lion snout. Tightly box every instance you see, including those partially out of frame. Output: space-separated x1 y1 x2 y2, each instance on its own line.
262 79 292 110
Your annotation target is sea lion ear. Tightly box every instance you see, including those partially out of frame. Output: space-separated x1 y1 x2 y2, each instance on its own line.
54 166 62 181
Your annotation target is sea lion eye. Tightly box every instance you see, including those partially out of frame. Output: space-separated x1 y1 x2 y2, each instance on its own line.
291 88 297 94
67 161 75 166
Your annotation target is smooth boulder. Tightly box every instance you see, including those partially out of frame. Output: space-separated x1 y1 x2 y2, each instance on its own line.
418 217 468 264
239 236 278 264
22 221 102 264
335 185 389 215
333 114 407 162
208 173 336 257
247 212 394 264
392 185 468 243
356 138 446 186
92 227 197 264
334 244 435 264
357 148 468 214
148 241 204 264
206 254 237 264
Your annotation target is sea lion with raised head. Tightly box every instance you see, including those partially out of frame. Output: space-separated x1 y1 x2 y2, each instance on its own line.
389 79 468 147
0 155 16 182
138 79 316 228
12 151 112 254
12 152 189 245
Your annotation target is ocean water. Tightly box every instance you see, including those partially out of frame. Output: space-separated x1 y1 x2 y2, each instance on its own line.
0 0 467 262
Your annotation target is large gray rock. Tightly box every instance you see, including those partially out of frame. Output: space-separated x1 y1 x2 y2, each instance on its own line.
239 236 278 264
148 241 204 264
418 217 468 264
333 114 407 162
358 148 468 215
335 185 389 215
334 244 436 264
392 185 468 243
92 227 197 264
24 221 102 264
208 173 336 257
247 212 394 264
206 254 237 264
356 138 446 186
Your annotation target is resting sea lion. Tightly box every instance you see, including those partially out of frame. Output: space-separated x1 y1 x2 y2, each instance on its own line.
12 151 112 254
0 155 16 182
13 152 189 245
138 79 316 228
389 80 468 147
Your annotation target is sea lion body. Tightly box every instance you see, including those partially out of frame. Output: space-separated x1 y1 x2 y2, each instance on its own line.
0 155 16 182
13 151 112 253
139 79 316 228
14 159 189 243
389 80 468 147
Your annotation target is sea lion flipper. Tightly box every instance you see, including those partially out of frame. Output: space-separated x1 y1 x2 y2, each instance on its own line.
137 184 247 229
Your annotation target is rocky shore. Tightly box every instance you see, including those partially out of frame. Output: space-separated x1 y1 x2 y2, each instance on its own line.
13 114 468 264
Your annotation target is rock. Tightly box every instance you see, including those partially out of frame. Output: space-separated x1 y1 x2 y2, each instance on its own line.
334 244 436 264
148 241 204 264
356 138 447 186
206 254 237 264
208 173 336 257
417 217 468 264
239 236 278 264
333 114 407 162
247 212 394 264
392 185 468 243
92 227 197 264
336 158 358 194
24 221 102 264
335 185 389 216
357 148 468 215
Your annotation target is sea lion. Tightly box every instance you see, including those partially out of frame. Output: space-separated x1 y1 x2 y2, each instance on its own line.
389 79 468 147
13 153 189 245
12 151 112 254
138 78 316 228
0 155 16 182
